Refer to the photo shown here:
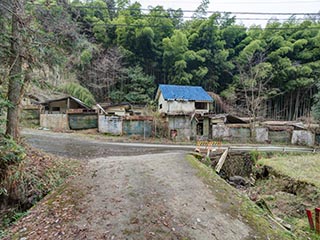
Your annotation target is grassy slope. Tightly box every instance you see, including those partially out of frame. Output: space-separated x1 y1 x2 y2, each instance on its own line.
258 153 320 188
258 153 320 240
186 155 294 240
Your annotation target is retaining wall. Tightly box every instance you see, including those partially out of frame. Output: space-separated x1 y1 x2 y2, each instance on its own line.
40 114 68 130
98 116 122 135
291 130 315 146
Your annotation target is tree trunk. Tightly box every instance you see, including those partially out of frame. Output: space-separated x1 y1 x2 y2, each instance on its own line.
5 0 24 140
293 89 300 120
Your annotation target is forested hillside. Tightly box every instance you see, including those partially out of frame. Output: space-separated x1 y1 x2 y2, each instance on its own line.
1 0 320 125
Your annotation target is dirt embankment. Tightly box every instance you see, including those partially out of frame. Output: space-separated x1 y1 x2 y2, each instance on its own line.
205 152 320 239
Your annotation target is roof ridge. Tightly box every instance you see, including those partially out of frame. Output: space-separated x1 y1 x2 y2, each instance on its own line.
158 84 213 102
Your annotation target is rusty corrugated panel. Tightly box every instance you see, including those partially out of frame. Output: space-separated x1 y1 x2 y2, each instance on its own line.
123 120 152 137
68 113 98 130
123 116 153 121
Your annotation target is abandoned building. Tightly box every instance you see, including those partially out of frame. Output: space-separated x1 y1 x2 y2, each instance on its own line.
40 96 97 130
155 84 214 141
96 102 147 116
42 96 92 114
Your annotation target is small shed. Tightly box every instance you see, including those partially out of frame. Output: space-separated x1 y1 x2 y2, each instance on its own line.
42 96 92 114
40 96 97 130
96 102 147 116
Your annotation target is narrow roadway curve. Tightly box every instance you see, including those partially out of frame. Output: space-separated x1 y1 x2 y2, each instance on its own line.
23 129 315 157
14 129 290 239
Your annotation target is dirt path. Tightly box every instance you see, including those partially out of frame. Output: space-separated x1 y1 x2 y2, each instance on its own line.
72 152 252 240
5 130 289 239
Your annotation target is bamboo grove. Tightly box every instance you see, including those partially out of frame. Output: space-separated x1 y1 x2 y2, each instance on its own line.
1 0 320 129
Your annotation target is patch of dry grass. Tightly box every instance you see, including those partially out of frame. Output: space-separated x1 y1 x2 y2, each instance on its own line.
258 153 320 188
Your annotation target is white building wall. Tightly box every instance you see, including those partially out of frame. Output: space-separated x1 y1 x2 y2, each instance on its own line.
167 101 195 113
158 92 211 114
158 94 169 113
158 93 195 114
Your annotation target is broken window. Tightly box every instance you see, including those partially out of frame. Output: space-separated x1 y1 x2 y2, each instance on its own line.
195 102 207 110
51 107 60 112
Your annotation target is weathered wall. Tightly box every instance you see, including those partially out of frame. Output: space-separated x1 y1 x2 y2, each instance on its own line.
255 127 268 143
203 118 210 139
98 116 123 135
68 113 98 130
158 93 195 114
291 130 315 146
212 125 231 140
40 114 68 130
123 120 152 137
168 101 194 114
168 115 195 141
49 100 68 113
230 128 251 142
269 130 291 144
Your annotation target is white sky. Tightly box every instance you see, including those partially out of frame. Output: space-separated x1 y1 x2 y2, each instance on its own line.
136 0 320 27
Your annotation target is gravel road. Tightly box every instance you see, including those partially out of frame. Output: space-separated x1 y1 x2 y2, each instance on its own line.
19 130 265 239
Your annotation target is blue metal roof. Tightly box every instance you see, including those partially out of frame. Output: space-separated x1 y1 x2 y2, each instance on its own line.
158 84 213 102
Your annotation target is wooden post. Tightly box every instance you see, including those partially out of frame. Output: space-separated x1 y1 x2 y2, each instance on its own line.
67 97 70 110
215 148 229 173
316 208 320 234
306 209 314 230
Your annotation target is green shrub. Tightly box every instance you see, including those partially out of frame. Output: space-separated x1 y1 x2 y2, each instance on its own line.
250 150 260 164
0 136 26 177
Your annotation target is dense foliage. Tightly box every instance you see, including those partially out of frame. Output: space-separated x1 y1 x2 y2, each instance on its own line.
1 0 320 120
69 1 320 120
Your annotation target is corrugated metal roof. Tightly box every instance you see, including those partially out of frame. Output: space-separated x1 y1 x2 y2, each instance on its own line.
158 84 213 102
43 96 92 110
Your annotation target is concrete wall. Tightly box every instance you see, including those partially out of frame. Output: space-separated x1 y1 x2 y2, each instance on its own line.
98 116 153 137
98 116 122 135
269 130 291 144
255 127 268 143
68 113 98 130
212 125 315 146
168 115 195 141
212 125 231 140
40 114 68 130
291 130 315 146
123 120 152 137
230 128 251 142
203 118 210 139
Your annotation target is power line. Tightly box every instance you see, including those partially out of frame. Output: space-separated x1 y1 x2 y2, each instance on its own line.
79 22 320 30
24 3 320 31
94 12 313 21
43 4 320 16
